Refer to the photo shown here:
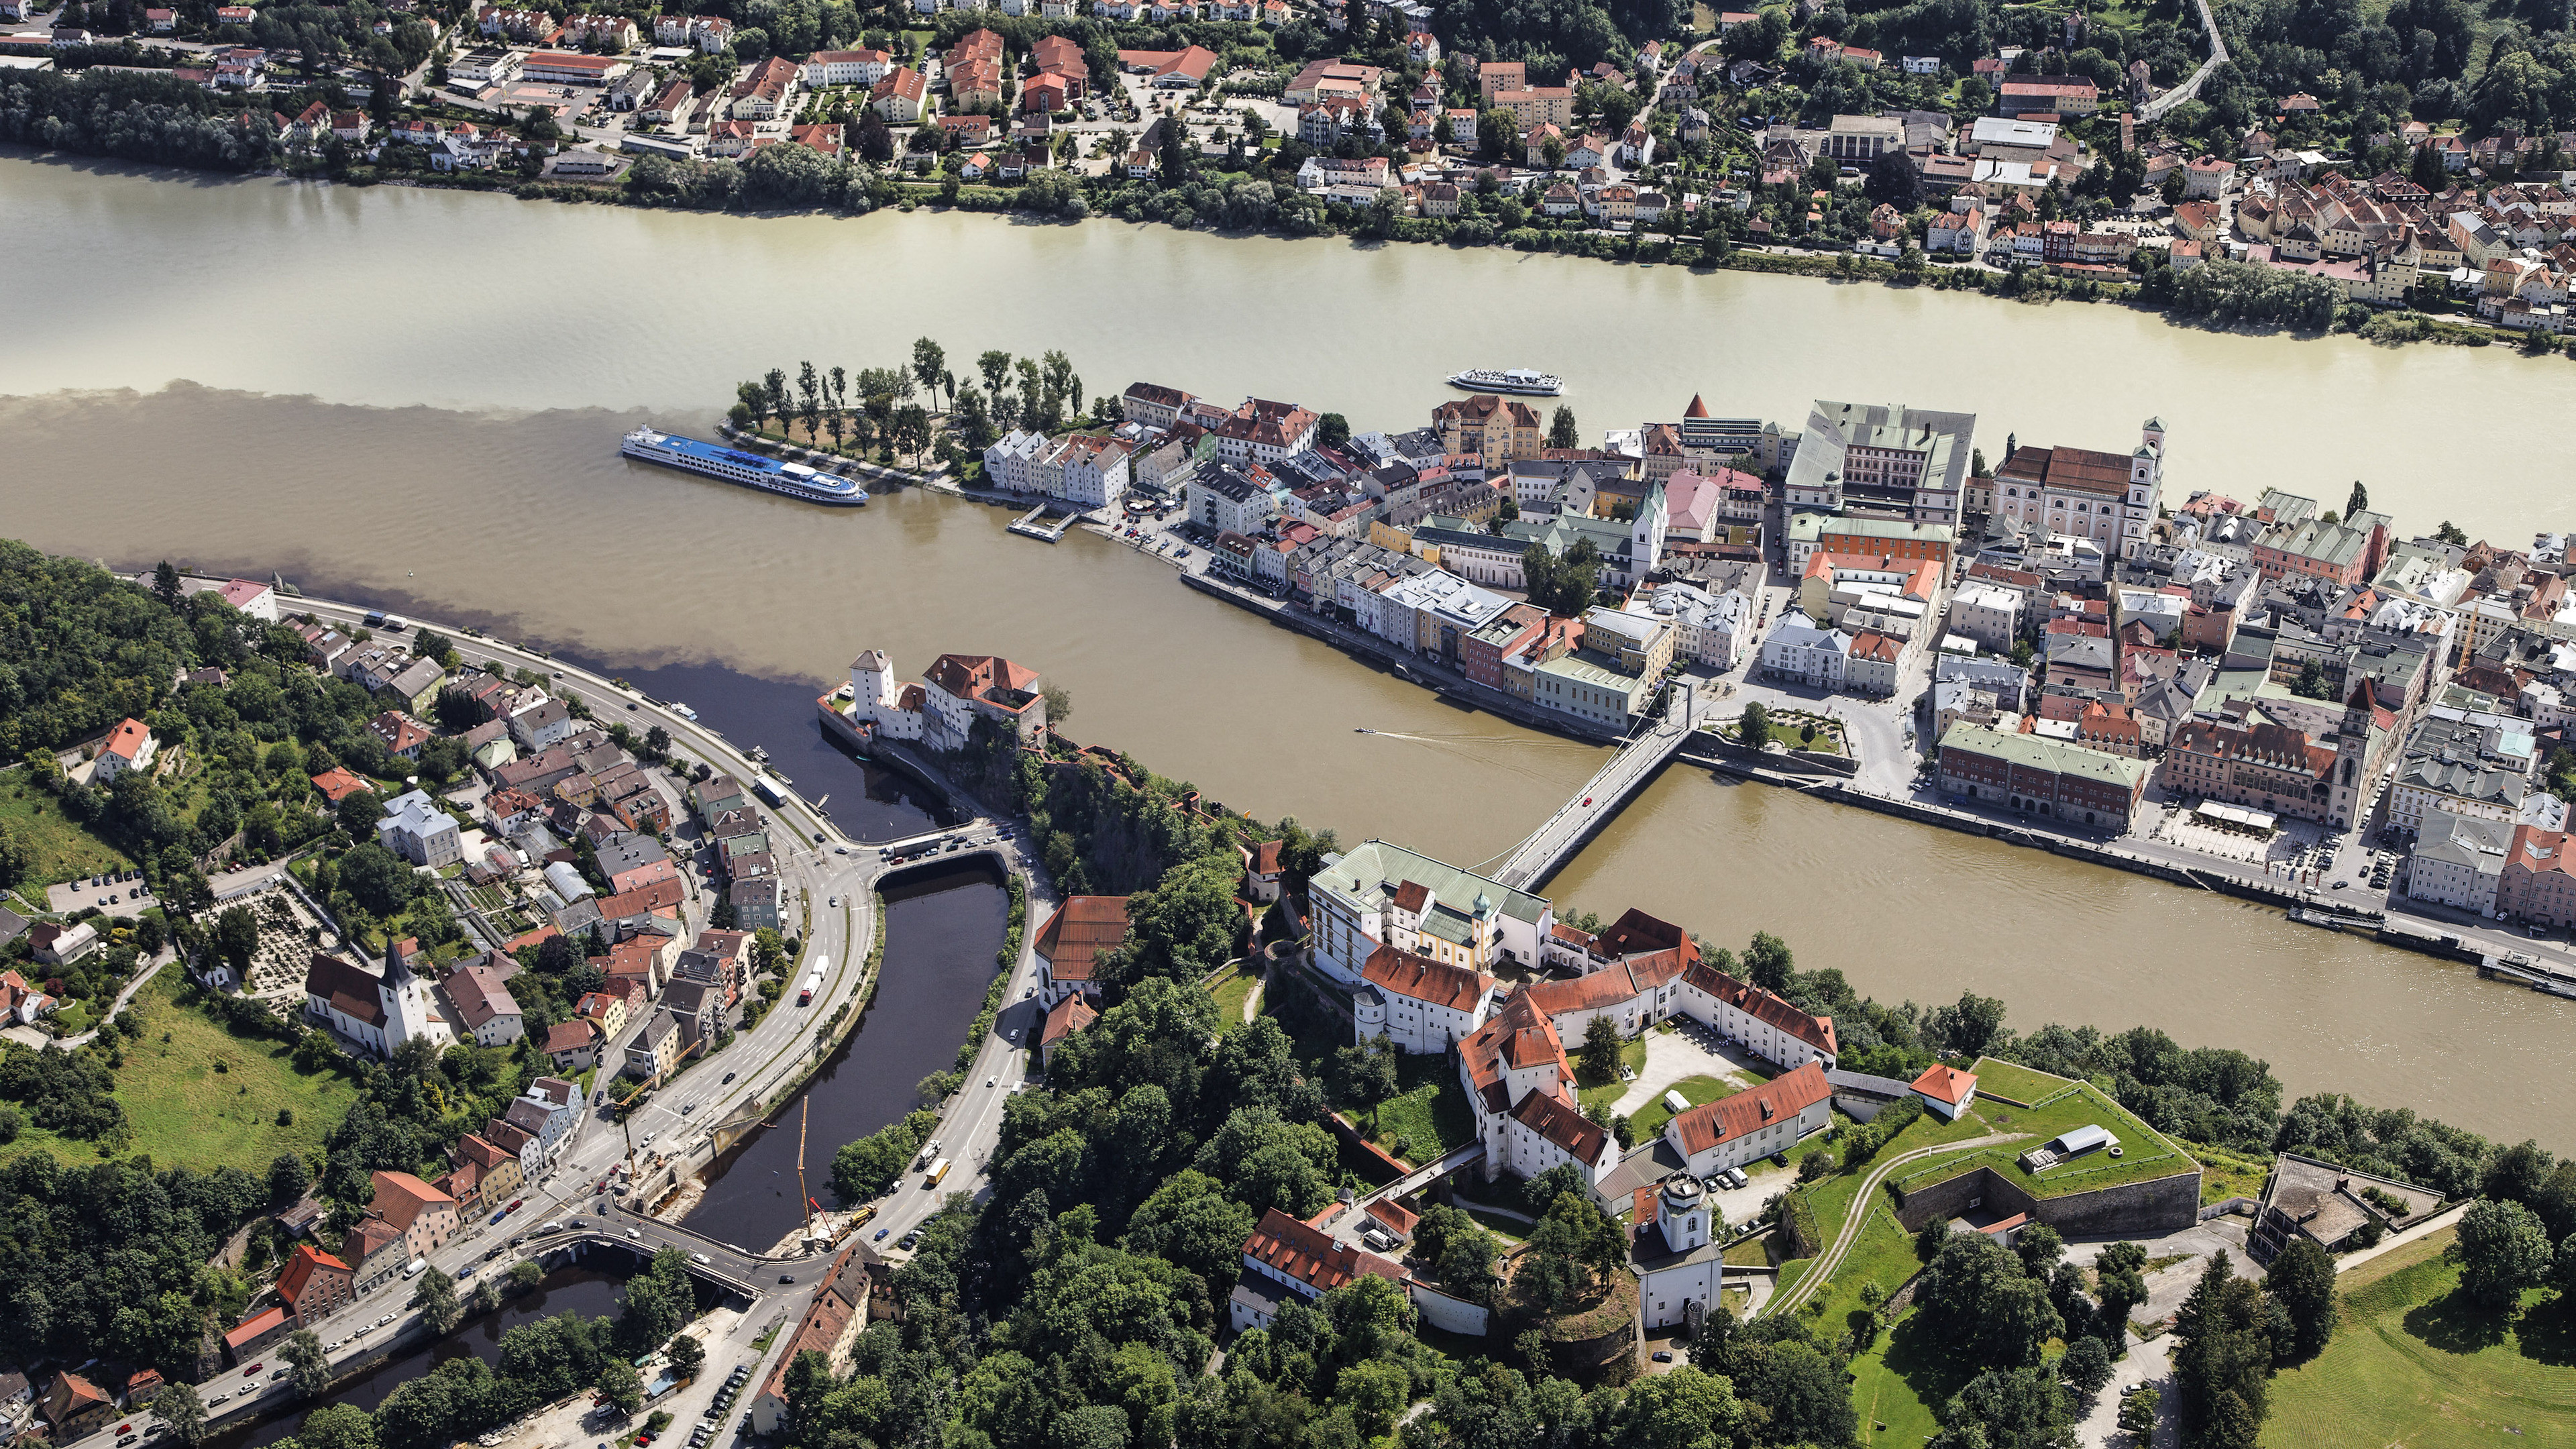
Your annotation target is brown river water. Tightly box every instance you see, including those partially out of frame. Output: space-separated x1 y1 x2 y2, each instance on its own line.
3 156 2572 1145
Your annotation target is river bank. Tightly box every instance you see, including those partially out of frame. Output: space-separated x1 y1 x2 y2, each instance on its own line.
9 158 2576 1144
7 144 2554 366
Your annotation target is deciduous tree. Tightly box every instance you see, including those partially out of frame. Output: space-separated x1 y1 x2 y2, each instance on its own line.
410 1264 460 1334
2263 1237 2339 1360
2452 1197 2554 1309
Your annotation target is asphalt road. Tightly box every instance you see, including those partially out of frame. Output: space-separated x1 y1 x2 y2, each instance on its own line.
105 577 1061 1441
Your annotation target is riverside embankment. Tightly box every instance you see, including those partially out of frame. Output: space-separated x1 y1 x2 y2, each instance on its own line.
8 156 2576 1145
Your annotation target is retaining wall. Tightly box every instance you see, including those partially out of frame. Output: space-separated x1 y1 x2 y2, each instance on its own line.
1891 1163 2202 1238
1409 1281 1493 1337
1679 731 1862 777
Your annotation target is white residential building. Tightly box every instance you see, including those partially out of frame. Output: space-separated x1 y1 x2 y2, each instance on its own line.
1670 961 1840 1071
1184 464 1278 537
1627 582 1755 669
91 718 158 784
1631 1173 1725 1331
1350 944 1495 1053
1662 1061 1835 1176
376 788 464 868
1457 993 1621 1185
1759 611 1850 688
2406 806 2513 914
1036 433 1132 510
983 429 1048 494
1947 582 2024 653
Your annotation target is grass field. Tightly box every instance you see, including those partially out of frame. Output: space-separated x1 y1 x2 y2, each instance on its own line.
1363 1055 1477 1166
2264 1227 2576 1448
1849 1319 1947 1447
1773 1101 2063 1305
1892 1080 2189 1201
1573 1037 1648 1116
1810 1203 1924 1334
2183 1138 2272 1205
1625 1073 1732 1140
1 973 360 1173
1205 967 1260 1027
1964 1055 2076 1106
0 784 135 890
1724 1233 1776 1268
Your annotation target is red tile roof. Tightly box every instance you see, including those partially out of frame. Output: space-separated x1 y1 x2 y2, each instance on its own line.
1679 962 1837 1055
1521 948 1685 1016
453 1132 516 1173
223 1305 290 1349
1668 1061 1832 1155
1360 943 1490 1012
1040 991 1097 1049
303 951 387 1027
1034 896 1130 983
1241 1207 1401 1295
544 1020 596 1055
369 1170 454 1230
276 1243 350 1311
597 877 686 918
1509 1086 1608 1159
1911 1063 1978 1105
1458 993 1568 1113
924 652 1040 704
102 716 152 763
311 766 371 802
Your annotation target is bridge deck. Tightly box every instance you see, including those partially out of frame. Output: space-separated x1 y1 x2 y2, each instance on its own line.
1493 690 1695 890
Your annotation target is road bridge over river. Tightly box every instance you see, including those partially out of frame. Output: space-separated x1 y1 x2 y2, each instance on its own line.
1491 685 1699 891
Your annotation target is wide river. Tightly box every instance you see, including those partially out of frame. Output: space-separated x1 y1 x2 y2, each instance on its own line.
6 156 2573 1146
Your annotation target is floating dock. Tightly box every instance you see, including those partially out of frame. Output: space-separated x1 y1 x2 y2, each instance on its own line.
1008 504 1076 541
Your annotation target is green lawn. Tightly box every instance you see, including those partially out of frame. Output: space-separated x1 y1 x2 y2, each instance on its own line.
2 973 361 1174
1809 1203 1924 1334
1849 1318 1947 1448
1625 1073 1733 1140
2183 1138 2272 1205
1723 1234 1775 1268
1573 1036 1649 1116
2265 1228 2576 1447
1362 1055 1478 1166
1890 1081 2191 1203
1464 1207 1527 1243
1774 1106 2042 1305
1205 967 1260 1028
1964 1055 2076 1107
0 782 135 890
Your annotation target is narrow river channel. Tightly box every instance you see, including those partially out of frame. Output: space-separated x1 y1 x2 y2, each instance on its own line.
210 1268 629 1449
538 653 1010 1250
684 859 1008 1250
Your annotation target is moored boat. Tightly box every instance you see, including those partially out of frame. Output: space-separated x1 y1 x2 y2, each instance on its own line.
621 427 868 506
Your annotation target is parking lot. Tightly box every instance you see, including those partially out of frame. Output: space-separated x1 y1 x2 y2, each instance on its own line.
45 869 155 916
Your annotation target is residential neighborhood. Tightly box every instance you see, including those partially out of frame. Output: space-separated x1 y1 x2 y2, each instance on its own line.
11 0 2576 1446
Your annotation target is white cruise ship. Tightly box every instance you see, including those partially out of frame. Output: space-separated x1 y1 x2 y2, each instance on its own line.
620 427 869 506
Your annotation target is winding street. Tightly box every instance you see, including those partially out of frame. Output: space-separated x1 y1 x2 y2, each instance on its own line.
1759 1131 2027 1319
95 576 1061 1445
